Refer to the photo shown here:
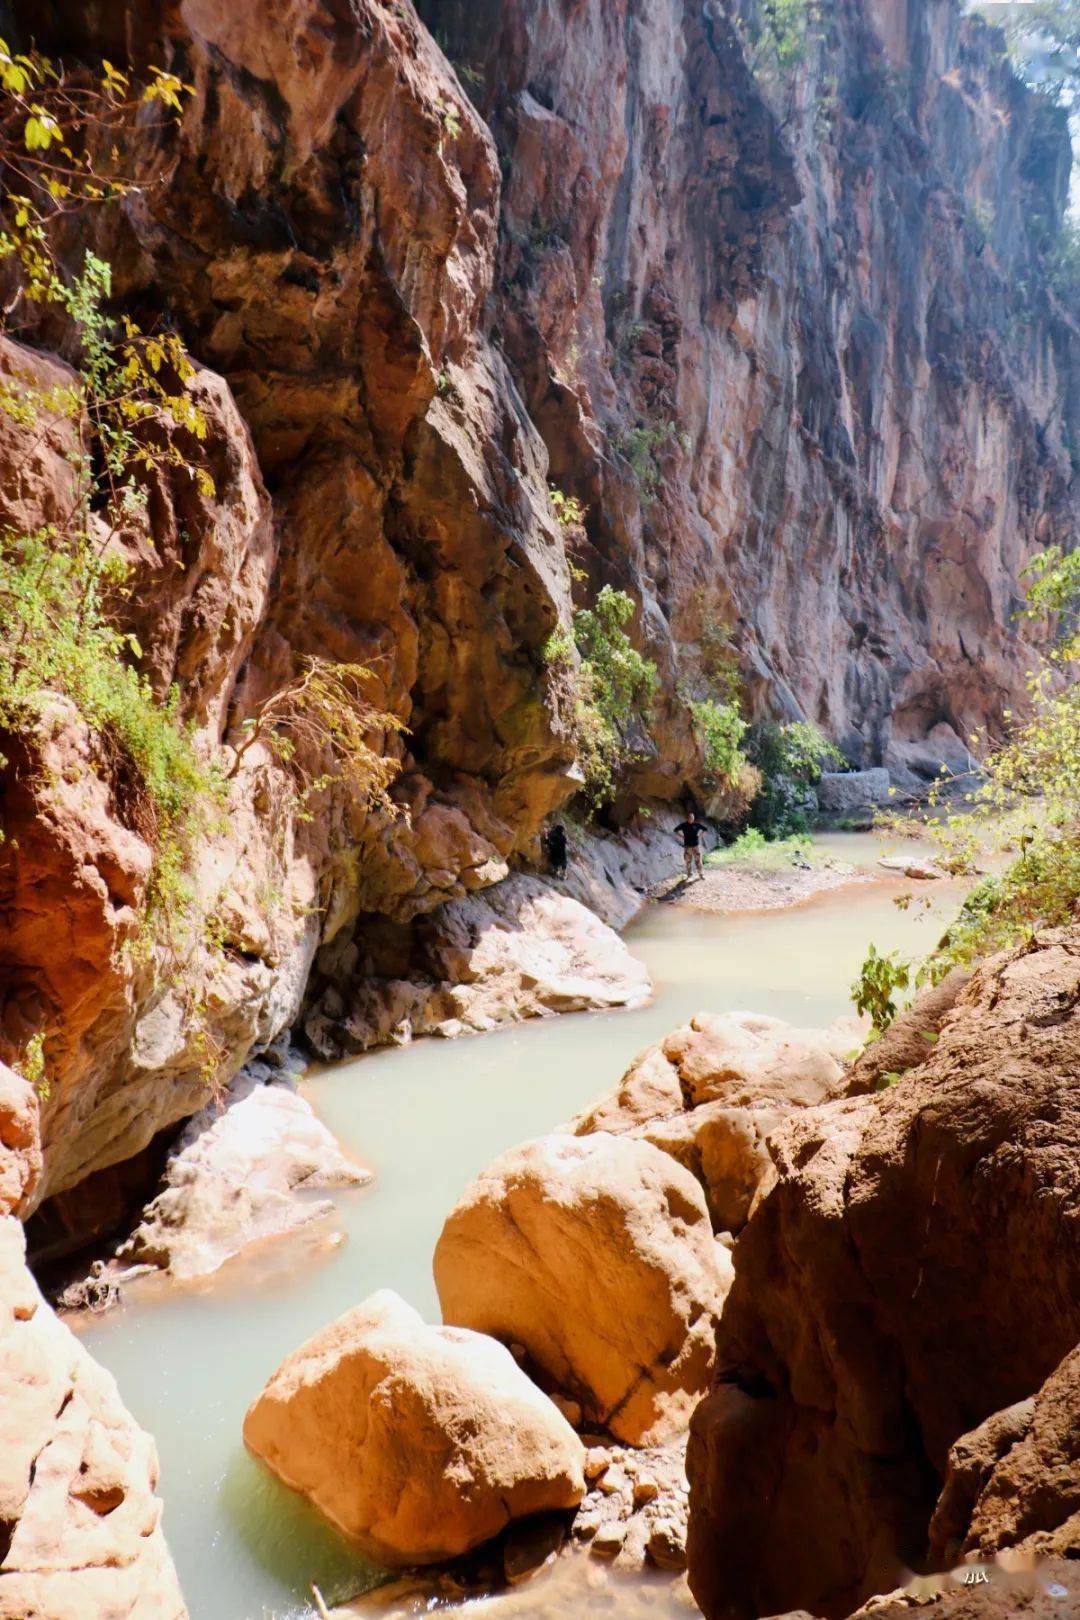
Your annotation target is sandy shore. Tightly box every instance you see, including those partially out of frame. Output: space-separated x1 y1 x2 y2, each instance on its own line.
651 855 874 913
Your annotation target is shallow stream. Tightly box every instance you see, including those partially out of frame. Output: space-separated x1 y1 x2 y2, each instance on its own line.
80 834 966 1620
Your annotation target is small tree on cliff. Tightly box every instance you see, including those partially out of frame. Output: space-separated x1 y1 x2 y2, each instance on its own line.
225 658 404 816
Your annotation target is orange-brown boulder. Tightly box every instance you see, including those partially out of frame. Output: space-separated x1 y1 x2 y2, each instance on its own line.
243 1290 585 1566
573 1012 848 1232
687 928 1080 1620
0 1217 187 1620
434 1132 729 1445
0 1064 40 1218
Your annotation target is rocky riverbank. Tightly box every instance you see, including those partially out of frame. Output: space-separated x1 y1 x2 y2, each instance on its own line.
4 890 1077 1620
654 855 872 913
221 922 1078 1620
47 833 910 1318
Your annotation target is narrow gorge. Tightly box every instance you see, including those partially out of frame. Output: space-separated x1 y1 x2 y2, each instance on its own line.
0 1 1077 1618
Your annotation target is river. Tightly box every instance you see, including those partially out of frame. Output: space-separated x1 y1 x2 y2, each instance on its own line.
80 833 966 1620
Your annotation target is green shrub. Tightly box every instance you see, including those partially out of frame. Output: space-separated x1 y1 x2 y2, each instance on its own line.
614 419 682 500
851 944 911 1035
549 486 587 529
764 719 844 783
697 606 742 705
743 0 817 78
748 719 843 836
706 828 813 867
688 697 748 786
543 585 657 808
0 248 219 908
14 1031 48 1101
921 674 1080 976
904 541 1079 976
1022 544 1080 636
858 542 1080 1011
571 585 658 729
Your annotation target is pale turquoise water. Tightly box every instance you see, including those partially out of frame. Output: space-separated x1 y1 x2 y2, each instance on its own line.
80 835 964 1620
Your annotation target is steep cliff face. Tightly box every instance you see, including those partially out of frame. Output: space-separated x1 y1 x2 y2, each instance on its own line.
2 0 1076 1212
420 0 1079 779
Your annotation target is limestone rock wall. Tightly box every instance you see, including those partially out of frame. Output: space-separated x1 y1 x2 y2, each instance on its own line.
419 0 1079 782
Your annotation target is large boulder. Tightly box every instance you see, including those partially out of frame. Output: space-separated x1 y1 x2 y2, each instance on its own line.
816 768 891 813
0 1217 186 1620
119 1057 369 1282
243 1290 585 1566
687 928 1080 1620
434 1132 729 1444
652 1013 845 1110
573 1013 847 1232
306 874 651 1055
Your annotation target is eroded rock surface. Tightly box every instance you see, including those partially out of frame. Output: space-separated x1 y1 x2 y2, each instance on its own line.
1 0 1074 1211
420 0 1078 790
0 1217 186 1620
574 1013 849 1231
929 1346 1080 1566
306 874 651 1055
117 1052 369 1282
687 928 1080 1620
0 1065 41 1220
434 1132 729 1444
243 1289 585 1566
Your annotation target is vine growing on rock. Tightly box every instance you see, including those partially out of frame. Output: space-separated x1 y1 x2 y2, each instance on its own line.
543 584 657 809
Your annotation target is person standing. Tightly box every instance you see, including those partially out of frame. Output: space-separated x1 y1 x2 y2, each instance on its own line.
674 809 706 880
544 822 569 879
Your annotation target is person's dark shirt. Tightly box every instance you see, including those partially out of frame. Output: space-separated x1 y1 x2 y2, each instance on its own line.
675 820 704 848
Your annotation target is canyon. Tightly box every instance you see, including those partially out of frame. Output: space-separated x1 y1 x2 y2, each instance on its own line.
0 1 1077 1619
1 0 1075 1218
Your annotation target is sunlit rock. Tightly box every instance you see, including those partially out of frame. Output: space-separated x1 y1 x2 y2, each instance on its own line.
435 1132 728 1445
243 1289 585 1565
